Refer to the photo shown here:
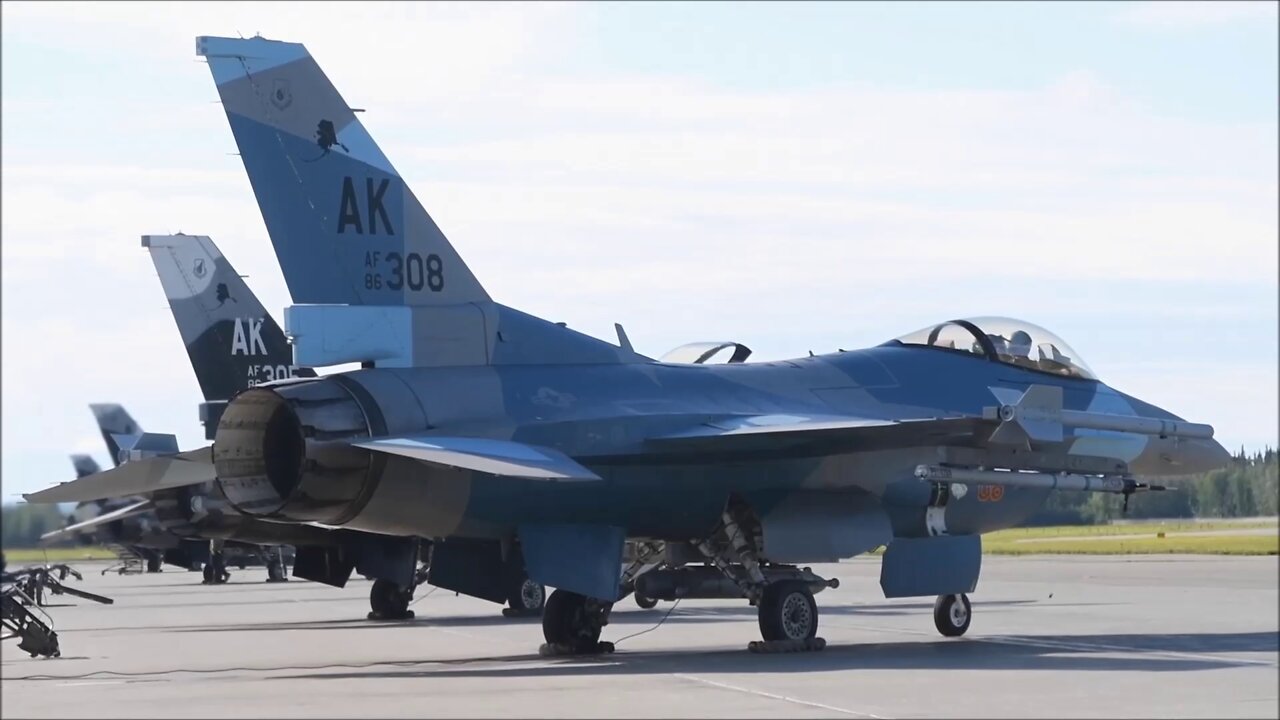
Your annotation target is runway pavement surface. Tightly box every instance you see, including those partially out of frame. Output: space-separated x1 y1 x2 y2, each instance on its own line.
3 555 1277 718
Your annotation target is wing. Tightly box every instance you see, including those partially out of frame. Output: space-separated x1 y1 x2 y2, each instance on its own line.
352 436 602 481
23 446 215 504
38 499 153 544
648 413 984 454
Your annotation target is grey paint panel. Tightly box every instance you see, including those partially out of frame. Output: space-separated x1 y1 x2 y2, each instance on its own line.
760 490 892 562
879 535 982 598
520 523 626 600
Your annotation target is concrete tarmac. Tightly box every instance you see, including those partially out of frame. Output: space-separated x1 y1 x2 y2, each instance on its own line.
3 555 1277 718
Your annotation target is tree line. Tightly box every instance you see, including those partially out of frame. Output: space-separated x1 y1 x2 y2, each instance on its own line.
2 503 75 550
1031 447 1278 525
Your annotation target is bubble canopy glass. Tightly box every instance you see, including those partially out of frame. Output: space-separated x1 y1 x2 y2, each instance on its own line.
887 316 1097 380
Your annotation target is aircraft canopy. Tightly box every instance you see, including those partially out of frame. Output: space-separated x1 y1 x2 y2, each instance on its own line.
888 316 1097 380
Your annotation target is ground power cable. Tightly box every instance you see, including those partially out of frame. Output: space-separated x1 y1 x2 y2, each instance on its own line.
611 598 682 647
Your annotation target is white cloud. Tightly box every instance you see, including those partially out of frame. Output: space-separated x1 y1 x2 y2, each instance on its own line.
1115 1 1280 29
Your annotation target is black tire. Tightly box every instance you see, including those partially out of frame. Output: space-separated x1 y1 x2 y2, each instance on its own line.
634 593 658 610
507 576 546 612
542 589 603 650
146 555 162 573
202 563 215 584
370 579 410 618
757 581 818 642
933 594 971 637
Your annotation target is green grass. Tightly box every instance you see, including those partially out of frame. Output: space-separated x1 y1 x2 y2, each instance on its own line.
983 534 1278 556
985 519 1277 542
3 547 120 563
861 519 1278 556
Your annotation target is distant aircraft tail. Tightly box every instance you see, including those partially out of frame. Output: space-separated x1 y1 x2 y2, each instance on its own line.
70 454 102 479
142 234 317 402
195 36 489 308
88 404 142 468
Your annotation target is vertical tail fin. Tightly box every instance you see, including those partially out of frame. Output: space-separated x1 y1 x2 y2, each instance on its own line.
88 404 141 467
195 35 489 308
142 234 316 402
70 454 102 479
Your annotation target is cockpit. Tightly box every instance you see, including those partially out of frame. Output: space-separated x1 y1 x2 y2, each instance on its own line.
885 316 1097 380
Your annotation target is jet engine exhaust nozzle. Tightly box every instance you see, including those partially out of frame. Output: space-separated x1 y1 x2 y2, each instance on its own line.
212 382 374 523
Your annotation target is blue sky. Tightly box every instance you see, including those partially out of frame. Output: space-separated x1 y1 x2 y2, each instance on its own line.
2 1 1276 502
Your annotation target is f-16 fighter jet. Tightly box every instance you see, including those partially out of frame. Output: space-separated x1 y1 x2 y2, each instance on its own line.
45 454 169 574
33 35 1231 655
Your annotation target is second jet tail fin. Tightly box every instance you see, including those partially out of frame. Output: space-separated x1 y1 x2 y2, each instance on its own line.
143 233 316 403
70 454 101 479
88 403 142 468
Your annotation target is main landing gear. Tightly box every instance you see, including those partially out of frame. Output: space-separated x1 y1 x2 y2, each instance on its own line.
201 545 230 585
368 578 415 621
933 593 971 637
541 500 837 656
367 560 545 621
264 548 289 583
541 590 614 655
502 576 546 617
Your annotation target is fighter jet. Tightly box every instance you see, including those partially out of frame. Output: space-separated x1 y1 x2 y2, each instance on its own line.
43 454 167 573
32 35 1232 655
40 408 210 574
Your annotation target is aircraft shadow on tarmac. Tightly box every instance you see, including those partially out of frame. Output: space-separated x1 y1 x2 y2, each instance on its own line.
161 598 1112 634
266 630 1279 681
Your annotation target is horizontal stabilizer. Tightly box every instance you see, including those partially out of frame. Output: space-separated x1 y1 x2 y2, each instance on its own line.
39 499 153 544
23 447 215 504
650 413 981 454
351 436 602 481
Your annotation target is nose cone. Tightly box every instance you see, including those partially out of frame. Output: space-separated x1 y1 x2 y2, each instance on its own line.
1113 389 1234 476
1128 435 1233 476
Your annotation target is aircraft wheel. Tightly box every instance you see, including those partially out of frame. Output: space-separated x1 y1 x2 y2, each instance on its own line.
634 593 658 610
542 589 607 651
145 555 162 573
933 593 971 637
266 559 288 583
507 576 546 613
757 581 818 642
201 563 215 584
369 579 413 620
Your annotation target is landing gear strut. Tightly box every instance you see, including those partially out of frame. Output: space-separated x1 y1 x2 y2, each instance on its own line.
933 593 971 637
264 548 288 583
368 579 414 621
201 551 230 585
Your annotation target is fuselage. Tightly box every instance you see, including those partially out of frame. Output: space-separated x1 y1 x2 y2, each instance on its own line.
215 340 1225 545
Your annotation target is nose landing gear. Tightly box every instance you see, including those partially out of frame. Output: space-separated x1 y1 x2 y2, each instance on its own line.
933 593 971 637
